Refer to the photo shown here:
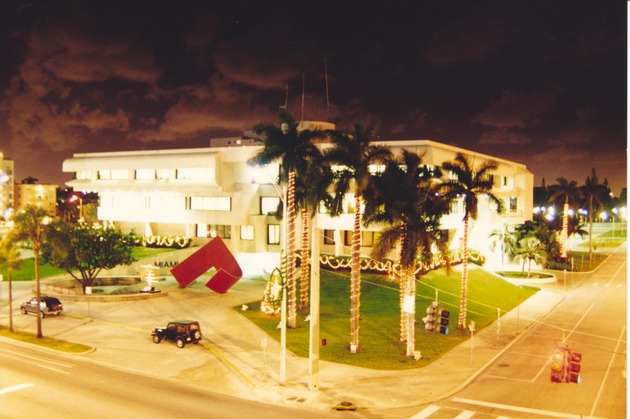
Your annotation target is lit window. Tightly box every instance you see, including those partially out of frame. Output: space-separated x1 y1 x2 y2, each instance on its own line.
261 197 280 215
190 196 231 211
240 225 254 240
136 169 156 180
510 197 517 212
177 167 215 180
267 224 280 244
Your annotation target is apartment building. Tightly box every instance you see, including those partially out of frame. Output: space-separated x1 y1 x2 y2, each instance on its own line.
14 183 58 216
0 152 15 219
62 137 533 273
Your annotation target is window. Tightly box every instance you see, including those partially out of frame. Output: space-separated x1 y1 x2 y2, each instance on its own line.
190 196 231 211
323 229 335 245
510 197 517 212
98 169 128 180
267 224 280 245
260 197 280 215
177 167 215 180
197 224 232 239
343 230 377 247
240 225 254 240
156 168 172 180
136 169 156 180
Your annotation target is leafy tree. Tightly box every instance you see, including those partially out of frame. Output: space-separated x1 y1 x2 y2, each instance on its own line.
42 221 136 292
547 178 583 260
248 109 322 328
513 236 547 277
0 233 23 332
10 206 51 338
364 149 449 357
440 153 505 330
324 124 392 353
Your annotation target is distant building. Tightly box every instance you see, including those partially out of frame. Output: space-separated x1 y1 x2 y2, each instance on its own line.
14 183 58 216
0 152 15 219
63 137 533 273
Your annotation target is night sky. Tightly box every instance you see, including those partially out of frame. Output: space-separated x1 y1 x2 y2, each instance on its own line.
0 1 626 195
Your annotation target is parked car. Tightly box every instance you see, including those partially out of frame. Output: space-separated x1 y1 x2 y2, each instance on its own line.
152 320 202 348
20 296 63 317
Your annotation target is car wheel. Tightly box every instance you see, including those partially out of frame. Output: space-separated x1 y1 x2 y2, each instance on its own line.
152 335 161 344
20 307 27 315
176 337 185 348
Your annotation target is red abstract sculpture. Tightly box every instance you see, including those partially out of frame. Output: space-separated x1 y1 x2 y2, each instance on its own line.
170 236 243 293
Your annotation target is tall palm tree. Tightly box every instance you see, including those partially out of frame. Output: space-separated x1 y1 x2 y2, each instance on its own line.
10 206 50 338
582 169 605 265
324 124 392 353
489 224 517 270
364 150 449 357
548 178 583 260
440 153 504 330
248 109 321 328
0 233 23 332
514 236 547 277
294 157 335 309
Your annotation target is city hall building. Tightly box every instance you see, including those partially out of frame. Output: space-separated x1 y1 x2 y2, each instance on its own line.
62 132 533 274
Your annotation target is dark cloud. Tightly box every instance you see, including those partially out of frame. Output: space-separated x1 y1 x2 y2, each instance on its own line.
0 0 625 194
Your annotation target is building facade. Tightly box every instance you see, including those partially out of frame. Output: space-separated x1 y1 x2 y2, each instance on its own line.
63 138 533 274
14 183 58 216
0 152 15 220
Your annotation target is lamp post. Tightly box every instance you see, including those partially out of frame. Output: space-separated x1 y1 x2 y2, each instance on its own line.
69 194 84 223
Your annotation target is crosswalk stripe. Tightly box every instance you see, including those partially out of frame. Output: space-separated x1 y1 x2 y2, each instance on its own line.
454 410 475 419
411 405 441 419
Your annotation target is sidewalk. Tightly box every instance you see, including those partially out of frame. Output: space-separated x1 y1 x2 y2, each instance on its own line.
0 270 564 414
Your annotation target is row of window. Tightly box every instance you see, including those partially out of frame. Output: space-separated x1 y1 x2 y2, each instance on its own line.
77 168 216 182
196 223 383 247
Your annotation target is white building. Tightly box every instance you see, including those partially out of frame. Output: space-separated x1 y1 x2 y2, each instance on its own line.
62 138 532 273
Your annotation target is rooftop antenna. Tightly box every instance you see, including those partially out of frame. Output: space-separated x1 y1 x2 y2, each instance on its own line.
301 72 305 122
283 82 289 109
324 57 330 121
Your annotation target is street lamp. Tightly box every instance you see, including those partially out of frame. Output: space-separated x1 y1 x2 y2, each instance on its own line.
69 194 84 223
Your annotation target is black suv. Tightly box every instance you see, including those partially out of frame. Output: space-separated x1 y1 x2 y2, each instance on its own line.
152 320 202 348
20 296 63 317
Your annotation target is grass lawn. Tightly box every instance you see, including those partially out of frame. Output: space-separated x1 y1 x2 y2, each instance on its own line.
237 267 538 370
0 325 92 353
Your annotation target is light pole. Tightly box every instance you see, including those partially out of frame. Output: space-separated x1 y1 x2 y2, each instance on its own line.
69 194 84 223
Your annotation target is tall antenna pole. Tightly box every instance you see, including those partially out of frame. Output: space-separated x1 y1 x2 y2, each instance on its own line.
324 57 330 121
284 82 289 109
301 72 305 122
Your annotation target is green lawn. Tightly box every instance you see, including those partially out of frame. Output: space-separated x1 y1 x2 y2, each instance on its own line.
0 325 92 353
238 268 538 370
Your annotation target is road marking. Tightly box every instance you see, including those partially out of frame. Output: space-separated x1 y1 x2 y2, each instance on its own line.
0 383 33 395
454 410 475 419
590 325 626 417
37 364 71 375
0 347 74 370
411 405 440 418
452 397 606 419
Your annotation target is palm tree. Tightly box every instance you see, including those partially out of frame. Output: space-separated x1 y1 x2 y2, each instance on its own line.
440 153 504 330
548 178 583 260
294 157 335 309
324 124 392 353
582 169 605 265
248 109 322 328
489 224 517 270
10 206 50 338
364 150 449 357
0 233 23 332
513 236 547 277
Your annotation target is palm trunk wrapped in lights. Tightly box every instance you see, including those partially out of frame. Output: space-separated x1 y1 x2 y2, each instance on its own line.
299 208 310 308
404 265 416 357
458 216 469 330
286 172 297 328
349 194 362 353
560 201 568 259
398 222 407 342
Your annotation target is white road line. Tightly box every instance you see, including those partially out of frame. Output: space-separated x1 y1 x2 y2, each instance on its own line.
0 383 34 395
37 363 71 375
454 410 475 419
590 325 626 417
411 405 440 419
452 397 606 419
